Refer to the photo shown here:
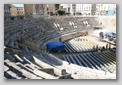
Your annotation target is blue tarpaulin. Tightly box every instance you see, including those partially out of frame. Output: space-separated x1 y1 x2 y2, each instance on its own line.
108 11 115 15
47 42 65 52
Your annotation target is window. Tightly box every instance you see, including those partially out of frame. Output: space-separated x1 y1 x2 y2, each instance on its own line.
104 7 106 10
72 4 76 6
68 7 70 12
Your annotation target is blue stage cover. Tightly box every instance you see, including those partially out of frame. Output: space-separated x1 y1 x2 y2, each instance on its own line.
47 42 65 52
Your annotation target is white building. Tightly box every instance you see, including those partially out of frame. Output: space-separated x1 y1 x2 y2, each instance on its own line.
75 4 92 15
96 4 116 15
61 4 71 12
61 4 92 15
61 4 116 16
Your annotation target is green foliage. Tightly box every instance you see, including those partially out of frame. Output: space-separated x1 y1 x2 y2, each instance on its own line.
65 12 70 15
57 10 65 15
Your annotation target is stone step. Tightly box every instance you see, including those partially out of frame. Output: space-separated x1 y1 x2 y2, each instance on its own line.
5 60 42 79
4 71 16 79
4 65 9 71
33 56 66 76
7 71 22 79
4 52 15 62
14 54 24 62
39 68 54 75
33 69 58 79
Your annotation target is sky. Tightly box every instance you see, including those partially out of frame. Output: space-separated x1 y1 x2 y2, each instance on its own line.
13 4 24 7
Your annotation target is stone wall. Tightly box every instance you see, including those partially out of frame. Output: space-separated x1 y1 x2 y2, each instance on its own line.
60 31 88 42
23 40 41 50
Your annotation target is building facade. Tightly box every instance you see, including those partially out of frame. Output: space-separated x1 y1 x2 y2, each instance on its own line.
91 4 96 15
47 4 61 15
24 4 48 17
76 4 92 15
9 4 25 19
10 4 17 17
61 4 116 16
24 4 35 17
61 4 71 13
96 4 116 15
4 4 11 20
16 7 25 16
35 4 47 15
24 4 61 17
61 4 92 15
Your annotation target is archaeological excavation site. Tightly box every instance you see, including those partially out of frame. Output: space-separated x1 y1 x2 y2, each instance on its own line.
4 16 116 79
4 15 116 79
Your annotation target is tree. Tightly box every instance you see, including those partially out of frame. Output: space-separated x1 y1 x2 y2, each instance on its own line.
65 12 70 15
57 10 65 16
